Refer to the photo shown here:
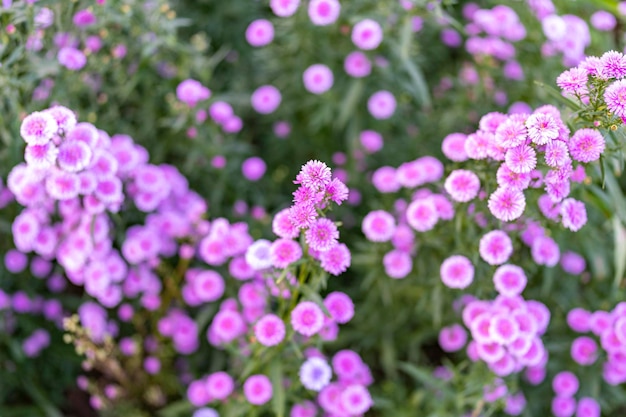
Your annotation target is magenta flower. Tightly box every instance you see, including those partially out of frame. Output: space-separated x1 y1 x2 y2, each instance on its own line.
305 218 339 252
441 133 468 162
352 19 383 50
251 85 281 114
568 128 605 162
303 64 334 94
488 187 526 222
20 111 56 145
560 198 587 231
505 145 537 174
291 301 325 336
308 0 340 26
406 197 438 232
367 90 396 119
176 79 210 107
269 238 302 268
73 9 97 27
270 0 300 17
320 243 350 275
243 374 273 405
383 249 412 279
444 169 480 202
58 47 87 70
438 324 468 352
571 336 598 366
245 19 274 47
552 371 579 397
323 292 354 324
440 255 474 289
479 230 513 265
344 51 372 78
254 314 286 346
493 264 527 296
362 210 395 242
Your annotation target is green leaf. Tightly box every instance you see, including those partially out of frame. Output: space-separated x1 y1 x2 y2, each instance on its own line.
157 399 194 417
269 359 286 417
335 79 363 130
534 81 582 112
299 283 331 317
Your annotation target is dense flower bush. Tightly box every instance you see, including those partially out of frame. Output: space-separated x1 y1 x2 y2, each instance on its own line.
4 0 626 416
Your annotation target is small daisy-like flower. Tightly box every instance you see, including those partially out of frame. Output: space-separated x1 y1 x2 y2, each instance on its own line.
444 169 480 203
383 249 412 279
245 19 274 47
344 51 372 78
496 163 531 190
324 292 354 324
525 112 559 145
192 270 225 302
406 197 439 232
296 160 332 188
254 314 286 346
251 85 281 114
545 140 570 168
339 384 373 415
20 111 56 145
289 203 318 229
440 255 474 289
362 210 396 242
205 371 234 400
494 118 527 149
210 309 245 344
270 238 302 268
489 315 520 345
325 178 349 205
320 243 351 275
556 67 588 96
270 0 300 17
464 131 492 160
493 264 527 296
291 301 325 336
438 324 467 352
488 187 526 222
531 235 560 267
308 0 340 26
305 218 339 252
272 208 300 238
560 198 587 231
44 105 76 133
505 145 537 174
571 336 598 366
351 19 383 50
552 371 579 397
479 230 513 265
441 133 468 162
94 176 123 205
576 397 601 417
568 128 605 162
600 50 626 79
299 357 332 391
24 143 58 169
367 90 396 120
57 140 93 172
244 239 273 270
46 169 80 200
552 396 576 417
243 374 273 405
303 64 334 94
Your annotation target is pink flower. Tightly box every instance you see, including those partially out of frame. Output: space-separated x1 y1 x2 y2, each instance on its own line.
493 264 527 296
245 19 274 47
505 145 537 174
291 301 325 336
305 218 339 252
243 374 273 405
176 79 211 107
20 111 56 145
323 292 354 324
568 128 605 163
210 309 245 344
372 166 400 192
296 160 332 188
440 255 474 289
251 85 281 114
320 243 351 275
192 270 225 302
479 230 513 265
383 249 412 279
339 384 373 415
270 238 302 268
560 198 587 231
360 130 383 153
205 371 234 400
545 140 570 168
526 112 559 145
488 187 526 222
600 50 626 79
308 0 340 26
58 47 87 70
270 0 300 17
552 371 579 397
552 396 577 417
241 157 266 181
496 163 531 189
303 64 334 94
576 397 600 417
531 236 560 267
362 210 396 242
367 90 396 119
352 19 383 50
556 67 588 96
57 140 93 172
73 9 96 27
571 336 598 366
441 133 468 162
444 169 480 202
254 314 286 346
344 51 372 78
406 197 438 232
438 324 467 352
494 118 527 149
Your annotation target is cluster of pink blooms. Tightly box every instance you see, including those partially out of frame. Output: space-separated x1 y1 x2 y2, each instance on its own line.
246 0 396 121
558 50 626 126
524 0 591 66
445 293 551 379
550 370 601 417
566 303 626 388
461 4 526 82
